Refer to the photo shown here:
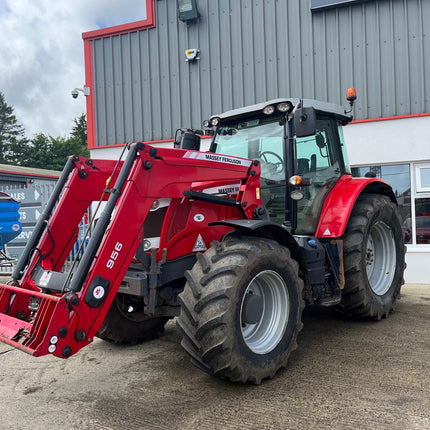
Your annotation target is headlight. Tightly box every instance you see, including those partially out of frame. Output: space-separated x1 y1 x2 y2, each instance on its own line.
210 117 220 126
277 102 293 113
290 190 304 201
151 200 160 211
143 239 152 251
262 105 275 115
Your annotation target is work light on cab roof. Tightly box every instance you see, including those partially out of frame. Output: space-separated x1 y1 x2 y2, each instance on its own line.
262 102 294 115
262 105 275 115
277 102 293 112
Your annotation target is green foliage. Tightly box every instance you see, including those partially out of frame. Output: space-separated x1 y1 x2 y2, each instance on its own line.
19 132 90 171
71 113 87 144
0 91 89 170
0 92 28 164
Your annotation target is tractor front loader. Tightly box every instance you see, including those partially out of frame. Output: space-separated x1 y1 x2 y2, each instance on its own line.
0 92 405 384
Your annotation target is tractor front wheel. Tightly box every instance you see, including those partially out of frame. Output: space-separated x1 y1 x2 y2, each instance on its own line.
341 194 405 319
177 236 304 384
97 293 170 344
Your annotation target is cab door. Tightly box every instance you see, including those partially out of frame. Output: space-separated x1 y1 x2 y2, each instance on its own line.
294 117 344 234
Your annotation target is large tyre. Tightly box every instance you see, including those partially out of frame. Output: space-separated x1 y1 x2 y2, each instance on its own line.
177 236 304 384
97 293 170 344
341 194 405 320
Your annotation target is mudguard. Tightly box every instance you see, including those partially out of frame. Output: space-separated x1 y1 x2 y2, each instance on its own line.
210 219 305 272
315 175 396 239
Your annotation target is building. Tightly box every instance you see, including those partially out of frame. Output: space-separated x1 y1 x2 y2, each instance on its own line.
0 164 60 268
81 0 430 283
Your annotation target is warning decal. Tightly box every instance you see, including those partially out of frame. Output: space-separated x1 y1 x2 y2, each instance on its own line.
193 234 207 252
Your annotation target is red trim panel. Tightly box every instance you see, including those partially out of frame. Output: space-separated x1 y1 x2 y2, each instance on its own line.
315 176 392 238
352 112 430 124
0 170 59 179
84 40 96 149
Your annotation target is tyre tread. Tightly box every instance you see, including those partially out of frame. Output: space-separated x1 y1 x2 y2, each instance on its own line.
177 236 305 384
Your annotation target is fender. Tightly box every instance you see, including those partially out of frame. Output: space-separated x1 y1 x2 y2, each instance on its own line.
210 219 306 272
315 175 397 239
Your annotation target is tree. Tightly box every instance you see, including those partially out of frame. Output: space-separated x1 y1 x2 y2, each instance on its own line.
68 113 90 162
49 132 89 170
20 130 90 171
20 133 52 169
0 91 27 164
71 113 87 147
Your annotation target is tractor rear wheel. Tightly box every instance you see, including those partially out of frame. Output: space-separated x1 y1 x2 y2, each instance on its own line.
341 194 405 319
177 236 304 384
97 293 170 344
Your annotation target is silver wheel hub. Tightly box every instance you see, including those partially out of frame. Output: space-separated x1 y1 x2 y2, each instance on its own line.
240 270 289 355
366 221 396 296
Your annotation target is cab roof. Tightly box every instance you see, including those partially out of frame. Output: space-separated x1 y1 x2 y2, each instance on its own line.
210 98 352 125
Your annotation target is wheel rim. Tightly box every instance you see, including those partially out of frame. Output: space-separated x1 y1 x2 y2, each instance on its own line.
240 270 289 355
366 221 396 295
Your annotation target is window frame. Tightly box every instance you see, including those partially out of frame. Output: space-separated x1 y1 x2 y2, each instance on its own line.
415 163 430 193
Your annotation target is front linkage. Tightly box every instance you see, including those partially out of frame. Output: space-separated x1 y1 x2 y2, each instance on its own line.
0 143 262 358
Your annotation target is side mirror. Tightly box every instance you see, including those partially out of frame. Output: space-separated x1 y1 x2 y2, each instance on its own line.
316 134 326 149
174 129 201 150
294 107 316 138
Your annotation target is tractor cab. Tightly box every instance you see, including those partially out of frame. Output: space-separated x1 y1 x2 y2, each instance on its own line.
206 98 353 233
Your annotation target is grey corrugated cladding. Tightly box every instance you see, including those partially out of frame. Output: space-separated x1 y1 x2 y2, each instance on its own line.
91 0 430 147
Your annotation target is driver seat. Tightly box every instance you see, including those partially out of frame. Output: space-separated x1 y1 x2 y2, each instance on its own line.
297 158 309 174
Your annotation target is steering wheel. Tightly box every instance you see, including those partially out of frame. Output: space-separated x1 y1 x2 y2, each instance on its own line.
259 151 284 175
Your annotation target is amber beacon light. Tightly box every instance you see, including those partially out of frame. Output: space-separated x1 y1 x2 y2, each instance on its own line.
346 87 357 103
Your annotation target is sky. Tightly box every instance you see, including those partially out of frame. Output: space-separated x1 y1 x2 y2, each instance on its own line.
0 0 147 138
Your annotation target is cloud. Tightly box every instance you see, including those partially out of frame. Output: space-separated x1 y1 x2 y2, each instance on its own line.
0 0 146 138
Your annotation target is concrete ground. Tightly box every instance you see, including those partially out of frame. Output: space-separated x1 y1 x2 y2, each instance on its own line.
0 284 429 430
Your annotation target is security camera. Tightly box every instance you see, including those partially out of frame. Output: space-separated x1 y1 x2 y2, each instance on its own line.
71 87 90 99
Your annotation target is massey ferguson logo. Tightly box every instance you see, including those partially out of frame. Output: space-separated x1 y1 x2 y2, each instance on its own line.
218 186 239 194
183 151 252 167
203 184 241 196
204 154 242 165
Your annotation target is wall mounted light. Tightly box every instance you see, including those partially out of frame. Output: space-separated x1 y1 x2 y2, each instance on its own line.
185 49 200 62
178 0 199 22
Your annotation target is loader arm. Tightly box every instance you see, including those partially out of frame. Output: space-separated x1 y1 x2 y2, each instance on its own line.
0 143 262 358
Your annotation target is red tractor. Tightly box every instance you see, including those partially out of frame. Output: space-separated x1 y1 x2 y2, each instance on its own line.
0 92 405 384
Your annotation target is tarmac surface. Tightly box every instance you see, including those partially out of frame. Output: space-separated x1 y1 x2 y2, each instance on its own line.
0 283 429 430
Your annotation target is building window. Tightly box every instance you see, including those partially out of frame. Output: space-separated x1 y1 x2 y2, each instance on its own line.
414 198 430 244
352 164 412 243
415 163 430 193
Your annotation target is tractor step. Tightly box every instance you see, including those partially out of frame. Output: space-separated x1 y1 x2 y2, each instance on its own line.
0 283 70 357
